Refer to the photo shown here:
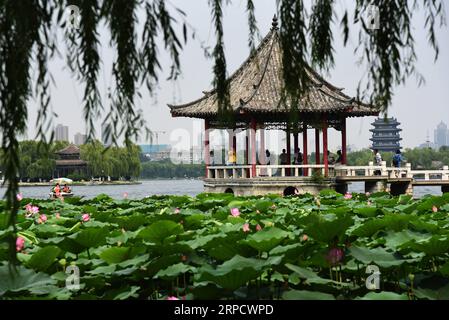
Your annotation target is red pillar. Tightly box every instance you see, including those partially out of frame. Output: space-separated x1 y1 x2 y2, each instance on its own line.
315 128 320 164
341 117 347 164
250 118 257 177
204 119 210 178
232 132 237 162
245 130 249 164
323 116 329 177
303 124 308 176
286 127 291 176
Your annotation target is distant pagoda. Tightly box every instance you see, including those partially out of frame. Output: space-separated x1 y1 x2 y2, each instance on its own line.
370 117 402 152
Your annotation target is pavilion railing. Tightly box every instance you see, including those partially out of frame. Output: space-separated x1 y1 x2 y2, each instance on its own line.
206 164 333 179
255 164 332 177
207 165 252 179
410 166 449 181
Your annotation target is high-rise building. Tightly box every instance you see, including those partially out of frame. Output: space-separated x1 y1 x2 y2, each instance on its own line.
434 122 449 149
369 117 402 152
74 132 87 146
55 124 69 142
101 122 112 147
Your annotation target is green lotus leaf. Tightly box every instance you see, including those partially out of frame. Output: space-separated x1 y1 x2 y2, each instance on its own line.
26 245 61 272
154 262 196 280
100 246 133 264
195 255 268 290
349 246 407 268
283 289 335 300
415 283 449 300
384 230 432 250
356 291 408 300
0 264 57 296
243 227 290 252
70 227 109 248
137 220 183 244
305 213 353 243
407 235 449 256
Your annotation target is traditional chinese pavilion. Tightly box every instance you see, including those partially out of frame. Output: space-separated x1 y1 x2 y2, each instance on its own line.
168 16 381 195
54 144 88 177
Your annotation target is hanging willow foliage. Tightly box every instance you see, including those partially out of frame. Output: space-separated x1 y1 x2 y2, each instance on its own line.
0 0 446 264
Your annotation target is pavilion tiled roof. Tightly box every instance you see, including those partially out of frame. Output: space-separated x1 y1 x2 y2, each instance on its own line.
168 19 380 120
56 144 81 155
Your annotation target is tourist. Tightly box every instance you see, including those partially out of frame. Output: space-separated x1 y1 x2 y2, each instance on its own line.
53 183 60 196
293 147 303 175
62 184 71 193
293 148 303 165
227 149 236 166
335 150 342 164
265 149 271 166
327 150 336 165
392 149 403 177
209 150 215 166
279 149 288 165
227 149 236 177
279 149 289 176
373 149 382 176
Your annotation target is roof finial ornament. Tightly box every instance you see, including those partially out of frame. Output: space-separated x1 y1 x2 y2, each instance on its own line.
271 14 278 30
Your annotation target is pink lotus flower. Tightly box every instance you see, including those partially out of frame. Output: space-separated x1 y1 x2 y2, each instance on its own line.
167 296 179 300
123 192 128 199
326 247 344 266
16 193 23 201
302 234 308 241
174 208 181 214
365 192 371 197
432 206 438 212
242 223 250 233
81 213 90 222
16 236 25 252
256 224 262 231
344 192 352 200
230 208 240 217
38 214 47 224
25 204 39 217
55 213 61 219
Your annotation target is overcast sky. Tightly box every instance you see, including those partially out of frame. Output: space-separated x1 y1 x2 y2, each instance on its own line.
25 0 449 153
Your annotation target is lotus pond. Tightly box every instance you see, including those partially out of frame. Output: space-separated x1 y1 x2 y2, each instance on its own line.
1 190 449 300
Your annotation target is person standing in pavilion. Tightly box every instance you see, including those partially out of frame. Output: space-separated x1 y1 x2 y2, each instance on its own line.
373 149 382 176
293 147 303 175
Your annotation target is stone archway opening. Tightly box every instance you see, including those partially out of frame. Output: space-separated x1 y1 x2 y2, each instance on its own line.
283 186 298 197
224 188 234 195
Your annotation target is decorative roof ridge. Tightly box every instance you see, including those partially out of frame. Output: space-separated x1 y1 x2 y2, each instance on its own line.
169 27 277 110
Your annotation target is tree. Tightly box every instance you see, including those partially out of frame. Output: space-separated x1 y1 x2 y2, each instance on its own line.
0 0 446 262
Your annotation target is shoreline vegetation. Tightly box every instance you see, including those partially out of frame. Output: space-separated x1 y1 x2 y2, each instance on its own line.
12 180 143 187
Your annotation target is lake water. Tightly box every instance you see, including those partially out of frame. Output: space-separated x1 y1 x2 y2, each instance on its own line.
0 179 443 200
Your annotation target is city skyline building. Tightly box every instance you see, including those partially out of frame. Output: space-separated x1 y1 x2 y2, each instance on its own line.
55 124 69 142
434 121 449 149
74 132 87 146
